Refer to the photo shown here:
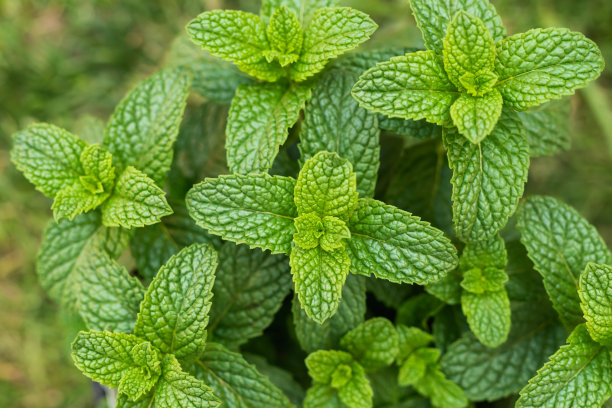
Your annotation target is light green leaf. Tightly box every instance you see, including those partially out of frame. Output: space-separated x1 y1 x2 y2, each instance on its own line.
116 393 154 408
192 342 294 408
460 234 507 270
52 183 109 222
299 70 380 197
460 267 507 294
208 242 292 348
398 348 441 386
579 263 612 346
495 28 604 111
337 362 373 408
320 216 351 252
414 366 468 408
290 246 350 324
290 7 377 82
80 144 115 191
444 110 529 242
346 198 458 285
135 244 217 361
103 68 190 186
450 90 503 144
303 383 343 408
295 152 358 221
71 331 161 401
186 10 284 82
186 174 298 254
226 82 312 174
396 325 434 361
156 354 220 408
261 0 339 25
426 272 462 305
78 250 144 333
37 212 130 310
265 6 303 67
11 123 87 197
461 289 510 347
516 195 612 328
101 166 172 229
518 99 571 158
306 349 354 384
409 0 506 52
352 51 459 125
517 324 612 408
340 318 399 371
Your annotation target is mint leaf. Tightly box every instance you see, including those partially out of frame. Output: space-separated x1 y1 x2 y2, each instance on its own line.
11 123 86 197
518 99 571 157
290 246 350 324
295 152 358 221
461 289 510 347
245 355 305 407
495 28 604 111
460 234 507 270
444 111 529 242
52 183 108 222
260 0 339 25
415 367 468 408
340 318 399 371
579 263 612 346
116 393 154 408
306 350 354 384
450 90 503 144
517 324 612 408
208 242 292 348
290 7 377 82
187 10 284 82
516 195 612 328
426 271 462 305
80 144 115 191
352 51 459 125
37 212 130 310
336 362 373 408
71 331 161 401
409 0 506 52
192 342 294 408
103 68 190 186
156 354 220 408
346 198 458 285
226 82 312 174
186 174 298 254
101 166 172 228
78 250 144 333
303 384 343 407
265 6 303 67
299 70 380 197
135 244 217 361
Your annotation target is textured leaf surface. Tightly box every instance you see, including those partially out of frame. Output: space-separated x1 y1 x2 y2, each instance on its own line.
306 350 353 384
444 111 529 242
193 342 293 408
135 244 217 360
450 90 503 144
265 6 303 67
346 198 458 285
337 362 373 408
260 0 339 25
101 167 172 228
460 234 507 270
52 183 109 222
226 82 312 174
352 51 459 125
299 70 379 197
409 0 506 52
517 324 612 408
414 367 468 408
495 28 604 110
103 68 190 185
340 318 399 371
303 384 343 408
461 290 510 347
186 174 298 254
209 242 292 348
11 123 86 197
518 99 571 157
290 7 377 82
579 263 612 346
516 195 612 328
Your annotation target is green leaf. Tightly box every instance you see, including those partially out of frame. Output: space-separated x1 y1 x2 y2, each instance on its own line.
426 272 462 305
461 289 510 347
398 348 440 386
579 263 612 346
518 99 571 158
337 362 373 408
460 267 507 294
444 110 529 242
517 324 612 408
208 242 292 348
78 250 144 333
290 246 350 324
340 317 399 371
299 70 380 197
186 10 284 82
352 51 459 125
192 342 294 408
52 183 109 222
409 0 506 52
495 28 605 111
295 152 358 221
450 90 503 144
103 68 190 186
290 7 377 82
135 244 217 361
101 166 172 229
156 354 220 408
11 123 87 197
414 366 468 408
306 350 354 384
186 174 298 254
71 331 161 401
116 393 154 408
226 82 312 174
516 195 612 328
396 326 434 361
346 198 458 285
460 234 507 270
261 0 339 25
443 11 496 90
80 144 115 191
265 6 303 67
303 383 343 408
245 355 305 407
37 212 130 310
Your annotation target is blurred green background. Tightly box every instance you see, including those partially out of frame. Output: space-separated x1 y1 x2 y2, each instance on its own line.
1 0 610 407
